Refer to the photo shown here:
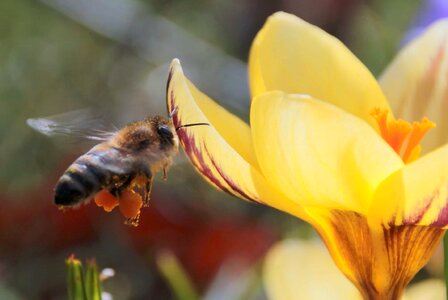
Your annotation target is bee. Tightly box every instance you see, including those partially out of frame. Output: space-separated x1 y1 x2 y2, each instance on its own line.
27 108 208 226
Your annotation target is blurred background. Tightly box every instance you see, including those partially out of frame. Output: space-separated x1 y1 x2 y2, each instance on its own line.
0 0 439 299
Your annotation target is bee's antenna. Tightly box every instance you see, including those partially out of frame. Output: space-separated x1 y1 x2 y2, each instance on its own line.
168 106 178 120
176 123 210 131
170 107 209 131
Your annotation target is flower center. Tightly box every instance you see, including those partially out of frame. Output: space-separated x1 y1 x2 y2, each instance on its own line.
370 108 435 164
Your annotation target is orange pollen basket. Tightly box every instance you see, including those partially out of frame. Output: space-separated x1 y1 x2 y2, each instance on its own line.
94 189 142 219
370 108 436 164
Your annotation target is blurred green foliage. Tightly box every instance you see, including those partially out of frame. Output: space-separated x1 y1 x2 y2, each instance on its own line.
350 0 422 75
0 0 115 192
157 251 199 300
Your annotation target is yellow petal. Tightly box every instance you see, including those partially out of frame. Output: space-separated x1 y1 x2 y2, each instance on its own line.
250 91 403 214
403 279 446 300
168 62 257 168
249 12 390 127
379 19 448 151
167 59 310 220
370 142 448 227
263 239 362 300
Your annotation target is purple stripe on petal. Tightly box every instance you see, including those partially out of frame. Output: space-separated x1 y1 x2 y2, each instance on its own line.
178 128 233 196
431 200 448 227
403 192 436 225
204 145 262 203
168 83 235 196
388 213 397 228
179 127 260 203
168 75 260 204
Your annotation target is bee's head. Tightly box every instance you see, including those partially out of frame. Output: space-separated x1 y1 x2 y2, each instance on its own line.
156 123 175 144
153 116 177 148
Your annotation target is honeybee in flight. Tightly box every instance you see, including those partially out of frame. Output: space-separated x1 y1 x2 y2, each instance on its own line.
27 108 208 226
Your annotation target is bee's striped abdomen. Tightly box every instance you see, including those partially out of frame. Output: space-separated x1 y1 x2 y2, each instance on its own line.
54 148 118 206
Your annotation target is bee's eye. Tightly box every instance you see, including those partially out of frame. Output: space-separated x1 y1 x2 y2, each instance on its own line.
157 125 174 143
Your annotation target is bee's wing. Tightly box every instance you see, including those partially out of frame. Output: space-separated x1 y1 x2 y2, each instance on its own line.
27 108 118 142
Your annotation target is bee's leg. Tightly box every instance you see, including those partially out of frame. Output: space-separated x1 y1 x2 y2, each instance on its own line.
143 177 153 207
162 166 169 181
139 166 153 207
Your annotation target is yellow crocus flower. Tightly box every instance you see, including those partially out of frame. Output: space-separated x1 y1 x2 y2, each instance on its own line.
264 239 445 300
167 12 448 299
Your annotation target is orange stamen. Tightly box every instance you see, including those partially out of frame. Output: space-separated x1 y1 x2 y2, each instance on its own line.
402 117 436 163
406 145 422 164
371 109 435 164
386 120 412 154
370 108 389 140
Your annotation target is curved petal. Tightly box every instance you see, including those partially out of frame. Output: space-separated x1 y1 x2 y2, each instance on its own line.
263 239 362 300
249 12 390 128
167 59 310 220
370 142 448 227
250 91 403 214
380 19 448 151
